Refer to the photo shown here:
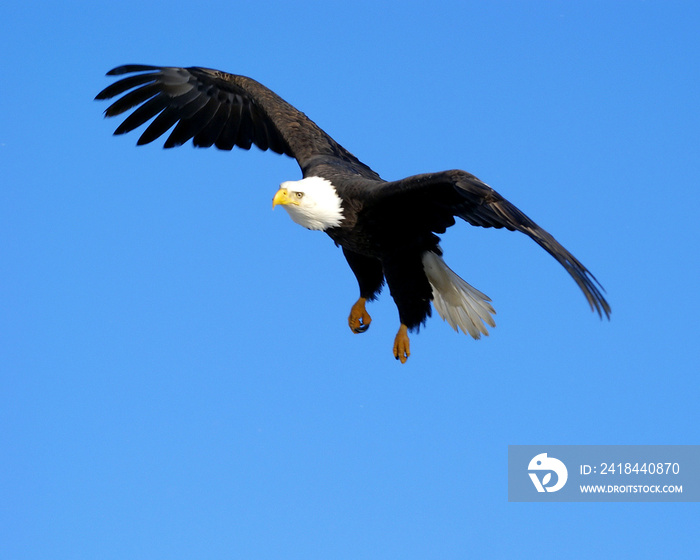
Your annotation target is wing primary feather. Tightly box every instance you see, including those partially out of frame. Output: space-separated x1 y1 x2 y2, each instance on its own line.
95 73 158 100
184 96 221 147
112 93 169 136
523 226 610 319
193 102 231 148
249 106 270 151
103 83 162 117
162 96 217 148
215 97 242 150
106 64 160 76
157 94 210 148
137 105 184 145
134 89 200 144
234 101 254 150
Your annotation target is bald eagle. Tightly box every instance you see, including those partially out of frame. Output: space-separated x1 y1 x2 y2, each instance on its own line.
96 65 610 363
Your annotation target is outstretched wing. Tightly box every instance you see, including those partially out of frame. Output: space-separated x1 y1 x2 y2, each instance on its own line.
369 170 611 319
95 65 379 178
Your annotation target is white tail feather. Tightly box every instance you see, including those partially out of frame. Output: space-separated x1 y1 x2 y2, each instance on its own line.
422 251 496 339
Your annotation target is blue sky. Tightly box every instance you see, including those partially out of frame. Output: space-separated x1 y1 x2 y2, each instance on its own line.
2 1 699 558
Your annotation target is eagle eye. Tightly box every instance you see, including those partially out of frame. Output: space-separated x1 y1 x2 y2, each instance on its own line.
294 191 304 199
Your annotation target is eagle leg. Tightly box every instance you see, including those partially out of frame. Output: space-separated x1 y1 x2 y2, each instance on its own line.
348 297 372 333
393 324 410 363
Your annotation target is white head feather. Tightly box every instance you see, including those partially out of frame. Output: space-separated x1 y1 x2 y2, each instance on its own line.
277 176 344 231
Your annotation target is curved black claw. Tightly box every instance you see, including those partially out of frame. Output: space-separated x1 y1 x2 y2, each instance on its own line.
353 322 370 334
348 297 372 334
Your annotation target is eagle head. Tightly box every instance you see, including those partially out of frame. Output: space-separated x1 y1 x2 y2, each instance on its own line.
272 176 344 231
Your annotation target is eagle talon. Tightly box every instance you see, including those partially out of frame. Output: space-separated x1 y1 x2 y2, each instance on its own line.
348 297 372 334
393 324 410 364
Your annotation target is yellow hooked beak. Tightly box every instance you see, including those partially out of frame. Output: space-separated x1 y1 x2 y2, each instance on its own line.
272 187 294 208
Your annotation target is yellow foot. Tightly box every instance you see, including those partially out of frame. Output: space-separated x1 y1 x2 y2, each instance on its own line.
393 324 410 363
348 297 372 333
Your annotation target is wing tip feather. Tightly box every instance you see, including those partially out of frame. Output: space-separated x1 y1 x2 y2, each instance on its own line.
106 64 160 76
